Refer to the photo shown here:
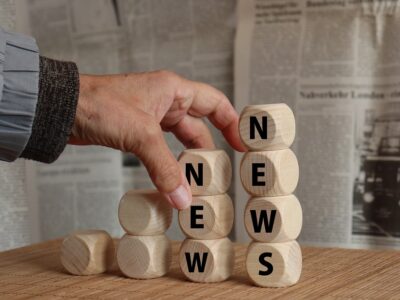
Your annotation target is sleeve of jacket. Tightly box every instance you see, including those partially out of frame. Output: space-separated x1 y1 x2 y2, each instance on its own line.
20 56 79 163
0 28 39 162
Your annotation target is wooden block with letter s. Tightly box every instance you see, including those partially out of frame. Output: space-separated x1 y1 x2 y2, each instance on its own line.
246 240 302 288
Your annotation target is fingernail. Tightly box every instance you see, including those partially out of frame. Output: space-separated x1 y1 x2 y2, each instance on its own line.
167 185 191 209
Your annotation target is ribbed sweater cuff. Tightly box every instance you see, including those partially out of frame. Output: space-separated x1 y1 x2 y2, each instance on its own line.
21 57 79 163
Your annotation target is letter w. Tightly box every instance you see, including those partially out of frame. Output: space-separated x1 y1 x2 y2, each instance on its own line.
250 209 276 233
185 252 208 273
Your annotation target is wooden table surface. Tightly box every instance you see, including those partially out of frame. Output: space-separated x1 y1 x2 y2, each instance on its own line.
0 240 400 299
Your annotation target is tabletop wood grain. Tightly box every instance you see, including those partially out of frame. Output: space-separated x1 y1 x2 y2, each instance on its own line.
0 240 399 299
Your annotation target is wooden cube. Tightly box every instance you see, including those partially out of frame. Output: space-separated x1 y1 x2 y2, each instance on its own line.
60 230 115 276
239 104 295 151
179 194 234 239
240 149 299 196
178 149 231 195
117 234 171 279
244 195 302 243
179 238 234 283
118 189 172 235
246 240 302 287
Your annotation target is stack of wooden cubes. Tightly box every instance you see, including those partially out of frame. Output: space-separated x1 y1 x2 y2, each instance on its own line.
116 190 173 279
239 104 303 287
178 149 235 282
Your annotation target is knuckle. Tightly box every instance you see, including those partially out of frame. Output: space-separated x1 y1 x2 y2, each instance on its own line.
129 118 162 154
142 120 163 144
156 70 180 86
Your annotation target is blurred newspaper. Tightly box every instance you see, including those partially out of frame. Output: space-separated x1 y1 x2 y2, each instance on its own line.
3 0 400 251
14 0 236 246
234 0 400 249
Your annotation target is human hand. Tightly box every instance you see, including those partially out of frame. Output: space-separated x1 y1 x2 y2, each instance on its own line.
70 71 246 209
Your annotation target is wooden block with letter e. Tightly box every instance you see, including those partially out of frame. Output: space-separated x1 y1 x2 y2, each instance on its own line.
244 194 302 243
117 234 172 279
239 103 295 151
178 149 232 195
61 229 115 276
179 238 234 283
118 189 172 235
240 149 299 196
246 240 302 287
179 193 234 240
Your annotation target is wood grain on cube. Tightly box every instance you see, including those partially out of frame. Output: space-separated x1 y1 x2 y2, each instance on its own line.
60 230 114 276
178 149 231 196
244 194 302 243
117 234 171 279
246 240 302 288
239 104 295 151
179 194 234 239
179 238 234 283
240 149 299 196
118 189 172 235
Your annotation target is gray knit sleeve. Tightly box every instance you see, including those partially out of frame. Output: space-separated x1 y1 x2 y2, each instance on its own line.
0 28 39 162
20 57 79 163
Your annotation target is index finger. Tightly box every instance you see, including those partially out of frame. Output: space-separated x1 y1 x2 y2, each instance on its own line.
182 80 247 152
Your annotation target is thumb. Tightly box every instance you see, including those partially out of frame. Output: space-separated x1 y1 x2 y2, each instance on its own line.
134 122 192 210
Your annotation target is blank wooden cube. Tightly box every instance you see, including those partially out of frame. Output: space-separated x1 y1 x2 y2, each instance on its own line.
240 149 299 196
239 104 295 151
60 230 114 276
117 234 171 279
179 194 234 239
246 240 302 287
179 238 234 283
118 189 172 235
244 195 302 243
178 149 232 195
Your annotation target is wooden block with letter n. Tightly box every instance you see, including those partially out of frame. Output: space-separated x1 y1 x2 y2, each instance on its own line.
239 103 295 151
179 238 235 283
61 229 115 276
178 149 232 195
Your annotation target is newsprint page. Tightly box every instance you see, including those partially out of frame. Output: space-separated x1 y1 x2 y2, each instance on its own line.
8 0 236 250
235 0 400 249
